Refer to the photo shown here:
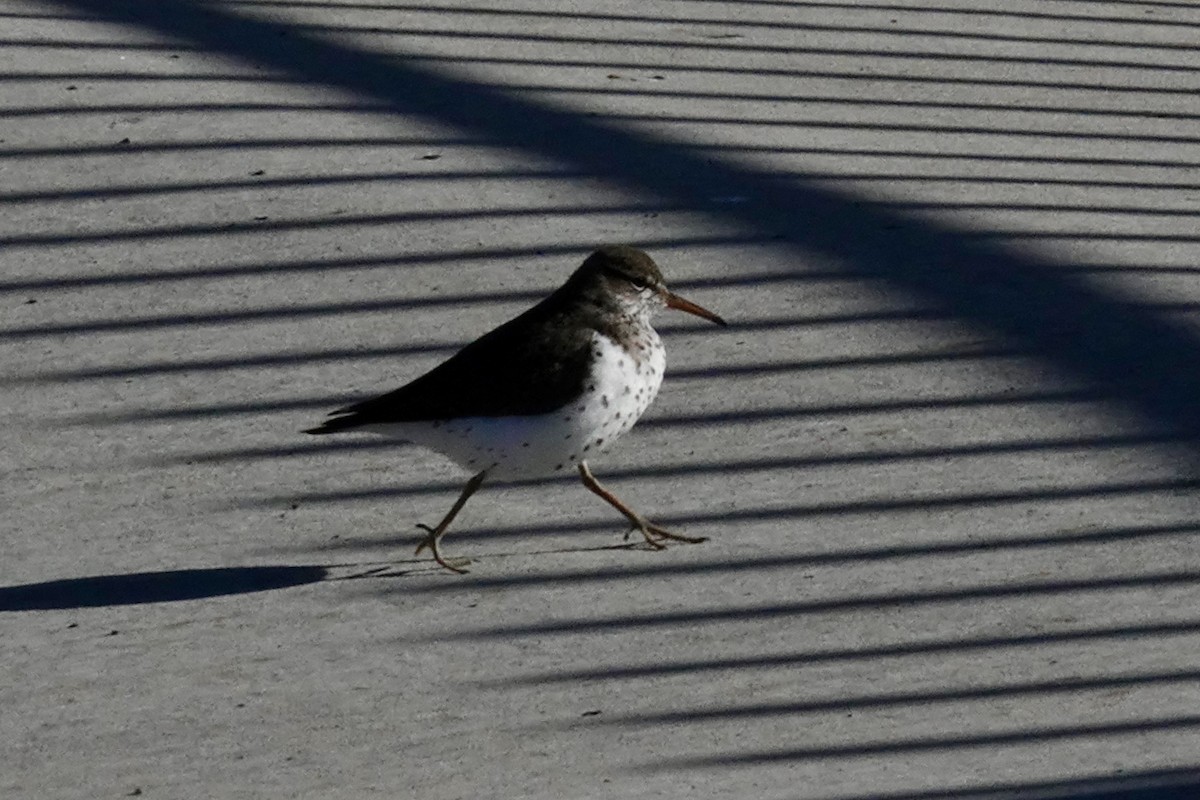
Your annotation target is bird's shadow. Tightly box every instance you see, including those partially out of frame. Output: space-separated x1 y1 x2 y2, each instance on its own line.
0 541 657 610
0 565 329 611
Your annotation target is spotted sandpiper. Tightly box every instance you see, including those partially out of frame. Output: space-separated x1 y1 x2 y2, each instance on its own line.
305 245 727 573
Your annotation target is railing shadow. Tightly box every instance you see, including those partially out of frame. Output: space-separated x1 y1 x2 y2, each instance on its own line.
40 0 1200 444
13 0 1200 792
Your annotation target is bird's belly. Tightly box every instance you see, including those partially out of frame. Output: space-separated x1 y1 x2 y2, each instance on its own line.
371 333 665 478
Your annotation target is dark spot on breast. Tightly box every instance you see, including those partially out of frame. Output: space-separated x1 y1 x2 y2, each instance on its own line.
555 463 564 471
623 386 631 395
588 383 596 391
564 433 572 440
601 395 610 408
522 442 530 448
595 438 604 446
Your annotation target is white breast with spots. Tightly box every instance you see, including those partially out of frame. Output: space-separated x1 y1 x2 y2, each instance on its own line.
382 329 666 479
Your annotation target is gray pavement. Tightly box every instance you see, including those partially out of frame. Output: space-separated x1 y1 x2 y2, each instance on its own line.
4 1 1200 797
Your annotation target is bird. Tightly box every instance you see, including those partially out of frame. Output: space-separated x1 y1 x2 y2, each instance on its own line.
305 244 727 573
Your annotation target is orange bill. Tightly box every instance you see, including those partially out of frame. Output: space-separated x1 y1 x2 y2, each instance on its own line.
664 290 727 326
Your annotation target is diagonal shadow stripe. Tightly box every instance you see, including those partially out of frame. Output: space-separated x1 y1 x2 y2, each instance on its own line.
0 304 901 341
66 386 1096 428
5 346 1021 385
642 713 1200 769
829 765 1200 800
402 521 1200 596
192 7 1200 49
284 23 1200 57
424 567 1200 641
491 617 1200 686
262 459 1196 514
94 1 1200 34
6 138 1198 168
589 667 1200 726
2 168 1196 207
0 201 678 249
49 0 1200 457
18 103 1199 143
9 30 1196 72
0 235 770 293
5 73 1199 120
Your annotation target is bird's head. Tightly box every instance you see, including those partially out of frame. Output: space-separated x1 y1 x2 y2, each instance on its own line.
578 244 727 326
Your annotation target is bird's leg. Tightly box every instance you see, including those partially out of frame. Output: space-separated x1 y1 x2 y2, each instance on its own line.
577 462 707 548
415 470 487 573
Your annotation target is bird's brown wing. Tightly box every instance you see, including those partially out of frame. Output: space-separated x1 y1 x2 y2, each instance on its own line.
306 303 597 433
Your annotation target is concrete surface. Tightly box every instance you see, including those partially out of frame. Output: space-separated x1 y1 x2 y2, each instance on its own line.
4 1 1200 797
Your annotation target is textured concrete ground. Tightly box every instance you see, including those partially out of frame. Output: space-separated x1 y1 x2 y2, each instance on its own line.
4 1 1200 798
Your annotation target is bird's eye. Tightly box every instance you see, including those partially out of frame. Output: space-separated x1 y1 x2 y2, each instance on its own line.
629 277 648 291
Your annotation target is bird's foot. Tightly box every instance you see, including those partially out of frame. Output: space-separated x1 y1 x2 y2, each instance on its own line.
414 523 471 574
624 519 708 549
